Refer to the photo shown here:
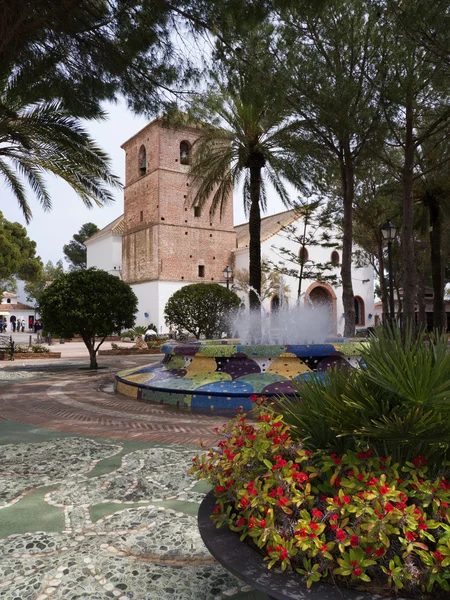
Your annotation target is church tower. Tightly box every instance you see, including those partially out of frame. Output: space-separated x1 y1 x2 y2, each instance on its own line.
121 118 236 287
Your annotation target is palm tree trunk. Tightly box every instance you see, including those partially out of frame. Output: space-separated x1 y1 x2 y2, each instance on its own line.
248 165 262 310
340 141 356 337
428 194 446 330
401 95 416 331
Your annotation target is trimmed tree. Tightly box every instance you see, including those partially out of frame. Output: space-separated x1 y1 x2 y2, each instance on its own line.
164 284 240 339
39 269 138 368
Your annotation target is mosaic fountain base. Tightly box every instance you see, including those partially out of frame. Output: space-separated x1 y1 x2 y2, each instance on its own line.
115 342 358 412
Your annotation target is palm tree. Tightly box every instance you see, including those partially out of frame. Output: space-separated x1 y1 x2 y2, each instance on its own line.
0 75 120 222
187 73 295 309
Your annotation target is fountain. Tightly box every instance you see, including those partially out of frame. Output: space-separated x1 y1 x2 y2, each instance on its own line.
115 290 358 412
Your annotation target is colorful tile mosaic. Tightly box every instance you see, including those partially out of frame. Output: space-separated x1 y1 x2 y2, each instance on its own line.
116 342 358 412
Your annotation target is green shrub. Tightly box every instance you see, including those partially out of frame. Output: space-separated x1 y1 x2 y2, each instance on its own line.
164 283 240 339
278 326 450 471
120 325 147 339
190 404 450 597
31 344 50 353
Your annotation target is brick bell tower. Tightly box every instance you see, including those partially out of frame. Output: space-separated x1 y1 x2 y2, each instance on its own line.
121 118 236 286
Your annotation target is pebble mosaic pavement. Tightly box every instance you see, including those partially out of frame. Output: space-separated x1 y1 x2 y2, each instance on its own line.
0 358 268 600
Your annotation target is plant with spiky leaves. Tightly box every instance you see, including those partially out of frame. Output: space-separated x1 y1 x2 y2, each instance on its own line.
0 75 120 222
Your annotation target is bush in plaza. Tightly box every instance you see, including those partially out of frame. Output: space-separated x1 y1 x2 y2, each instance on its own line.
164 283 240 340
39 268 137 368
190 402 450 598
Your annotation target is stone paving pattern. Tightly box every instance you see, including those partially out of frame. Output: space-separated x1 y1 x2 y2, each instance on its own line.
0 356 268 599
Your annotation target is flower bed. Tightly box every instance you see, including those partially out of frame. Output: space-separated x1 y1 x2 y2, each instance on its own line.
0 352 61 360
190 402 450 599
98 347 162 355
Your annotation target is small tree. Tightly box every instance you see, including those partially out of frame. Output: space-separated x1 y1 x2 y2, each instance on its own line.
39 269 138 368
63 223 99 270
164 284 240 340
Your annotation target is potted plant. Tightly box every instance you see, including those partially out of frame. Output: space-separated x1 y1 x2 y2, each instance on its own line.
191 327 450 599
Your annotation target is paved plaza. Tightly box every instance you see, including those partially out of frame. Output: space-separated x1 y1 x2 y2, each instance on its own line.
0 349 266 600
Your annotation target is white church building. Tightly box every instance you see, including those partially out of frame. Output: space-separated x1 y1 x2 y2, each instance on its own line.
86 118 374 335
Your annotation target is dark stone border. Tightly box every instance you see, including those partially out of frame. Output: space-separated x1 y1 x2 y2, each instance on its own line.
198 491 412 600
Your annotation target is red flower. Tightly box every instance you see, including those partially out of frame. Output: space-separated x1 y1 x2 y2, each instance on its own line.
374 548 385 557
277 497 289 507
276 487 284 496
250 394 259 402
237 517 245 527
434 551 445 562
342 495 351 504
319 544 328 552
350 560 359 566
213 505 220 514
405 531 418 541
334 478 341 487
336 529 347 541
311 509 323 518
357 473 365 481
215 485 226 493
384 502 395 513
296 528 307 537
334 458 342 465
418 520 428 530
239 497 249 508
329 514 339 521
350 535 359 547
353 568 362 577
258 519 267 528
310 521 319 531
357 451 367 459
365 546 373 554
379 485 389 495
293 471 309 483
396 502 407 511
367 477 378 486
248 517 256 529
304 450 313 457
347 470 354 476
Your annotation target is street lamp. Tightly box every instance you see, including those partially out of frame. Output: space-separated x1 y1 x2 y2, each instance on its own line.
223 265 233 290
380 220 397 324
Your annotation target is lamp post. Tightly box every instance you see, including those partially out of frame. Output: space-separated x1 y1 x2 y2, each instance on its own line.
223 266 233 290
380 220 397 324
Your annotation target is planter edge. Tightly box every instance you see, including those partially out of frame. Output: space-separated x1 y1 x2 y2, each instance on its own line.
198 491 412 600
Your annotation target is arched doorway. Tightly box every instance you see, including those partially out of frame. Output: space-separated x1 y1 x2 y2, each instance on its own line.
306 283 337 336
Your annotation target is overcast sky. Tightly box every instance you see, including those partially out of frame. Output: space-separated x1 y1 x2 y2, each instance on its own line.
1 99 290 267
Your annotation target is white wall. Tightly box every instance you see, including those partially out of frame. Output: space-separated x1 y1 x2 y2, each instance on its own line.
86 235 122 275
131 280 204 334
234 218 375 335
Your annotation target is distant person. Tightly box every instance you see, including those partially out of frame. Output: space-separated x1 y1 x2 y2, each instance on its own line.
36 321 43 343
21 318 25 332
10 316 16 332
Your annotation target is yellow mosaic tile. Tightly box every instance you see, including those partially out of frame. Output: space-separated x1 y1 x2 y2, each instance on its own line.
266 356 311 377
185 355 217 376
116 381 138 398
123 373 156 384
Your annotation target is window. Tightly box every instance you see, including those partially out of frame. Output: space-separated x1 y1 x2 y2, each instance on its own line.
194 206 201 217
140 210 143 222
299 247 309 262
331 250 340 265
198 265 205 278
354 296 365 326
6 298 11 304
138 145 146 174
180 141 191 165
